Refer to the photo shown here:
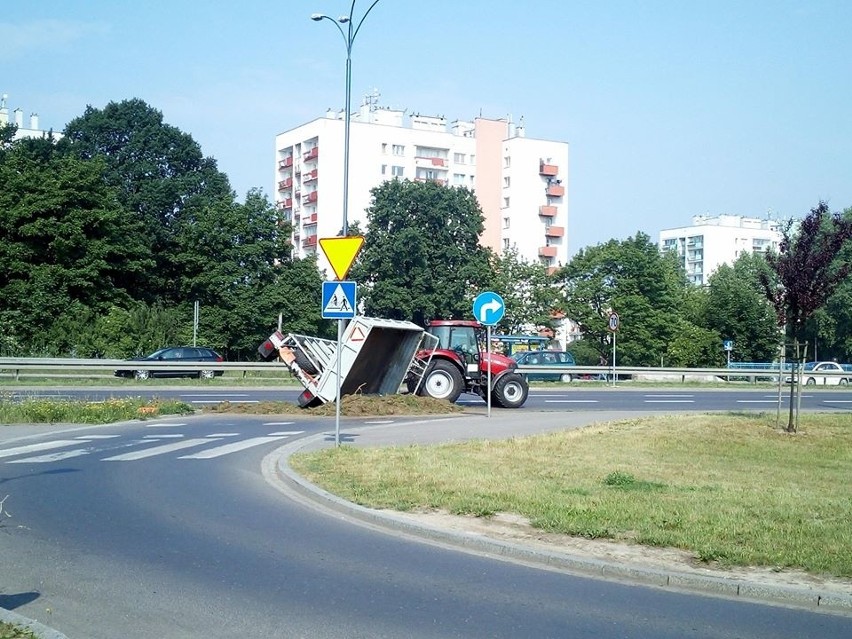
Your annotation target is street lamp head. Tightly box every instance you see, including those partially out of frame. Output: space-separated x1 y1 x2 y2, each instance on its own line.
310 13 326 21
338 16 351 23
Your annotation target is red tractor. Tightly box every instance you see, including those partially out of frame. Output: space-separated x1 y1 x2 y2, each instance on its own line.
408 319 529 408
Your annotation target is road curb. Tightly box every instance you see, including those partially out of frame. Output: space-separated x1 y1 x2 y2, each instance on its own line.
0 606 69 639
263 418 852 616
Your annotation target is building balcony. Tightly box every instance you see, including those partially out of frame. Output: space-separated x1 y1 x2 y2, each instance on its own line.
278 156 293 170
302 235 318 248
545 225 565 238
539 162 558 177
414 177 447 186
303 168 318 183
278 198 293 209
303 147 319 162
303 191 318 203
304 212 318 226
277 177 293 191
546 184 565 197
538 246 558 258
546 266 559 276
415 156 448 168
539 205 557 217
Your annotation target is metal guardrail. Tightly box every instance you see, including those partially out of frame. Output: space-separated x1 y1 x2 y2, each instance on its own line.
3 357 847 383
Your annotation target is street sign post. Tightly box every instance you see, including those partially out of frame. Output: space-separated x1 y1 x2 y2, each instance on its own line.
472 292 505 418
318 236 365 446
607 311 619 386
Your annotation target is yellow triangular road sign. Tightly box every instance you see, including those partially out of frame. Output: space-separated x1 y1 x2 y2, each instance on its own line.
319 236 365 280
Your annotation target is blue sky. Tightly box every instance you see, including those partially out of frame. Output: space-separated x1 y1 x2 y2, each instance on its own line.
3 1 851 256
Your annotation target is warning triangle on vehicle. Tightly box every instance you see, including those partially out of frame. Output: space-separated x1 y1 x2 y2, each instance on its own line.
319 236 365 280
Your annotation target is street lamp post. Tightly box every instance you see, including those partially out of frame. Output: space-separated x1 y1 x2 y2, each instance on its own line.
311 0 380 237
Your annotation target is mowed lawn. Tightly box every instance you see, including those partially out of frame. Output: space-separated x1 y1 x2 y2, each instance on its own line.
291 412 852 578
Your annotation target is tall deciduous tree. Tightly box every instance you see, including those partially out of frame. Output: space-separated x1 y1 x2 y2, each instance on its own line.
760 202 852 431
62 99 234 305
486 248 560 334
350 180 491 326
703 253 780 364
0 137 151 354
556 232 703 366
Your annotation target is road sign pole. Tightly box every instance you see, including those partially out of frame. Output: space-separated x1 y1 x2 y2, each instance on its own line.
487 325 492 418
335 318 342 446
612 331 617 387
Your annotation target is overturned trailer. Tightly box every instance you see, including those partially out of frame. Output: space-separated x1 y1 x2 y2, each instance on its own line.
260 315 530 409
259 317 438 408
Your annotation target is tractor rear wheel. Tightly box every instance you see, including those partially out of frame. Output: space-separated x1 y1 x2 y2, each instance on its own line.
421 360 464 403
491 372 529 408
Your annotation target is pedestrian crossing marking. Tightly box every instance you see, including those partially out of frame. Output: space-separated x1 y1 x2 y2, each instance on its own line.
178 436 289 459
0 440 80 459
102 438 218 461
8 449 90 464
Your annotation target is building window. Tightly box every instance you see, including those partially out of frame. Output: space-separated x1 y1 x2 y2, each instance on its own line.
504 156 511 168
391 165 404 177
381 164 387 175
470 154 476 165
381 143 387 154
503 176 511 188
454 152 465 164
503 238 510 250
453 173 465 185
392 144 405 156
503 217 510 229
503 196 510 208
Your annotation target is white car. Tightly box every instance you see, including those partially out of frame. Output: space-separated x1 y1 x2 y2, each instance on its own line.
786 361 850 386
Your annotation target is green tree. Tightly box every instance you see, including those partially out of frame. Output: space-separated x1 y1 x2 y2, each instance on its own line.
703 253 781 364
486 248 560 334
350 180 492 326
556 232 695 366
61 98 234 305
0 136 151 354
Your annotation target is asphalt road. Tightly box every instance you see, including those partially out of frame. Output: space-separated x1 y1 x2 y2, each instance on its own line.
6 384 852 412
1 409 850 638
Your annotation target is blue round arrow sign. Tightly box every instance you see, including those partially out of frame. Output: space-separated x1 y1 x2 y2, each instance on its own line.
473 291 505 326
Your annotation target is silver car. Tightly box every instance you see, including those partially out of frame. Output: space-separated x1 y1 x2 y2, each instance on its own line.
785 361 850 386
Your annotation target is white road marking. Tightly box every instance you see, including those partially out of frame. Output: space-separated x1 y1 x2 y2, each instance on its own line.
0 440 80 459
263 422 295 426
544 400 599 403
737 400 779 403
143 434 184 439
267 431 305 436
145 422 188 428
178 436 289 459
8 449 90 463
645 394 694 398
644 400 695 403
363 420 394 424
102 438 218 461
208 433 241 437
822 400 852 404
75 435 120 440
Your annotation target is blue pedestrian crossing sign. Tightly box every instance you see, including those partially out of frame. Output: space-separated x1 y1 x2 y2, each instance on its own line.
473 291 505 326
322 281 356 319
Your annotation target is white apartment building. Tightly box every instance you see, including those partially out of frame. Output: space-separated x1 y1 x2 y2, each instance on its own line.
0 93 58 141
274 95 569 278
659 214 781 285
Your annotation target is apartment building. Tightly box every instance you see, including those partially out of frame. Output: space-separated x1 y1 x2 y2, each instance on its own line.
274 95 569 277
659 214 781 285
0 93 58 141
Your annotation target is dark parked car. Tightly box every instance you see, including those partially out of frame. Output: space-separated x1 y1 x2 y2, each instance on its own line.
114 346 224 380
511 350 576 382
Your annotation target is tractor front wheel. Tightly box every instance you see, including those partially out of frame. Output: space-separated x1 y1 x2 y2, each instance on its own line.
421 360 464 403
491 373 529 408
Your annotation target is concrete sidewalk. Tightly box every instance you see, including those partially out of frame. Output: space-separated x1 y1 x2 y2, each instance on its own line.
264 409 852 616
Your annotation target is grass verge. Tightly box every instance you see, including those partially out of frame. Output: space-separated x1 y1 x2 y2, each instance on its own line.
0 396 194 424
0 621 38 639
290 412 852 578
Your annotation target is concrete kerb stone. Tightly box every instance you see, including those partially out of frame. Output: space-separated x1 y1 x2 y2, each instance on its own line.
264 413 852 616
0 606 69 639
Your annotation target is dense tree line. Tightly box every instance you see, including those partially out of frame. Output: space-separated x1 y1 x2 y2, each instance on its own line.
1 100 326 359
2 98 850 367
